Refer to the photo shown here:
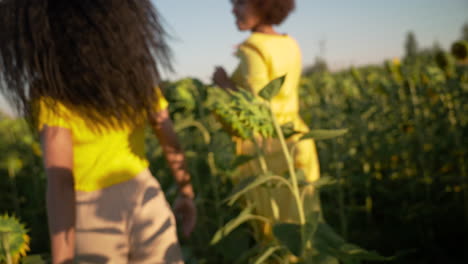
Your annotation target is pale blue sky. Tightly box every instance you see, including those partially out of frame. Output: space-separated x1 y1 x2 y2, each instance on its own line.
1 0 467 115
155 0 467 81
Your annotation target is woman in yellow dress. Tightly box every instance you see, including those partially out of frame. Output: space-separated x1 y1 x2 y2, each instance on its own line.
212 0 321 237
0 1 195 263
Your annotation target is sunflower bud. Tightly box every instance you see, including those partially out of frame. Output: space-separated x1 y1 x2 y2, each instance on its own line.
451 40 468 62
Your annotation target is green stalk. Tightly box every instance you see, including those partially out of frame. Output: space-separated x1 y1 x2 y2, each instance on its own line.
250 215 274 223
1 232 12 264
333 141 348 239
8 164 20 216
252 137 269 175
194 92 225 231
269 107 305 225
176 120 221 231
408 81 430 198
207 152 223 228
252 137 282 220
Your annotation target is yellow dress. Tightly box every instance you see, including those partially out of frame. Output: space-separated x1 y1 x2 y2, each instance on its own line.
231 33 321 233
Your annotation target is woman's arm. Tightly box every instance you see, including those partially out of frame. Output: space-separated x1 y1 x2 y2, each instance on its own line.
149 109 196 238
236 46 269 95
40 126 75 264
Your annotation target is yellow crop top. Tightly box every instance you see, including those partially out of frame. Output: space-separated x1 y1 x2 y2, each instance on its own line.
37 88 168 192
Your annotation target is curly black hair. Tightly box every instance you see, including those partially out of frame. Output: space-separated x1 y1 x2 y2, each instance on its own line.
234 0 295 25
0 0 172 129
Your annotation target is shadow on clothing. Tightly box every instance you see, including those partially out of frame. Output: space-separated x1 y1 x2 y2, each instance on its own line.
74 170 183 263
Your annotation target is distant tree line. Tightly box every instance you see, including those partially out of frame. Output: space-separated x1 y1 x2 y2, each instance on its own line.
404 22 468 62
303 22 468 75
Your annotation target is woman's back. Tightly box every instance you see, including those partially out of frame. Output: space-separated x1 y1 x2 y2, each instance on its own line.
232 32 304 127
37 91 167 192
0 1 195 262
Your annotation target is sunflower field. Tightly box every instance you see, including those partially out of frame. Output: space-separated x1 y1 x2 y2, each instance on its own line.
0 38 467 263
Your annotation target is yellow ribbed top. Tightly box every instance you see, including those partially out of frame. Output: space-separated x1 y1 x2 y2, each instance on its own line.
37 88 168 191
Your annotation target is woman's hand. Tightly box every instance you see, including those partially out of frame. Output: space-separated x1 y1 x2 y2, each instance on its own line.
212 66 237 91
173 186 197 238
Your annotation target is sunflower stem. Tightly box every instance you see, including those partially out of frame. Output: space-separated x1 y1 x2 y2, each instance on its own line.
269 105 305 225
1 232 13 264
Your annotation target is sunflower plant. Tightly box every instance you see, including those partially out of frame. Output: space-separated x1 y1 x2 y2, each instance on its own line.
207 86 275 140
0 214 30 264
208 76 389 263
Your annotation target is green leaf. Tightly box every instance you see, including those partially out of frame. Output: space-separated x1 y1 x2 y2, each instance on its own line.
210 207 268 245
253 246 282 264
303 254 340 264
303 212 320 245
234 244 263 264
313 223 392 262
339 244 389 260
273 222 302 257
300 129 348 141
224 174 288 206
231 155 255 168
281 122 300 139
174 116 196 132
313 223 347 253
259 75 286 101
210 207 251 245
214 228 252 263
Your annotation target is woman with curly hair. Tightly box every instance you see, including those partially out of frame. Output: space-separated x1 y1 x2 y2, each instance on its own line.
212 0 322 239
0 0 195 263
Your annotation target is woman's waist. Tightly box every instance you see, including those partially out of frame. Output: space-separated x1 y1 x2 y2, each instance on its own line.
73 153 149 192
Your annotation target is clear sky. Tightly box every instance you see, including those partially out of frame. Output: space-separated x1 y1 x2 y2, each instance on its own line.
1 0 467 115
155 0 467 81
